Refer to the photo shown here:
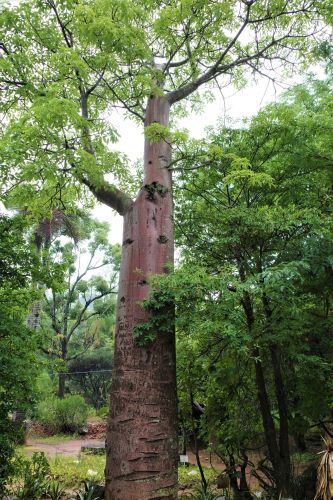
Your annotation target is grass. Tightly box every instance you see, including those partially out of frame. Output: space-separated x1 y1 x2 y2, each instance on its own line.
49 454 105 488
18 441 219 493
27 433 79 444
178 465 218 489
49 455 218 490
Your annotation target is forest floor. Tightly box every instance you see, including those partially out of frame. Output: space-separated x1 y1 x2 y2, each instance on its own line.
23 419 319 497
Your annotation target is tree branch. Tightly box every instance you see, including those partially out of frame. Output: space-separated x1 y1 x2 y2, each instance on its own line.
68 289 116 340
80 176 133 215
167 2 317 105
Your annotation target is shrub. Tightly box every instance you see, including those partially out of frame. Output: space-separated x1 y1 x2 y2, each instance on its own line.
68 348 113 409
11 452 50 499
96 406 109 419
38 395 88 433
75 480 104 500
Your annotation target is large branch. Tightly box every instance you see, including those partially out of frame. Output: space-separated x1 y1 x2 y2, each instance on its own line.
77 90 134 215
81 176 133 215
167 1 253 104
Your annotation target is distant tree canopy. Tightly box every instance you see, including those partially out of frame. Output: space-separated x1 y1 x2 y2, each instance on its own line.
39 218 119 397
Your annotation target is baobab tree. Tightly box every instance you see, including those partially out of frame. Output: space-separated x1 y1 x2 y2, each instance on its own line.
0 1 326 497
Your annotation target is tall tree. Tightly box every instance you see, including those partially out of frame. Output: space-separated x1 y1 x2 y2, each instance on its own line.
0 2 327 497
171 77 333 496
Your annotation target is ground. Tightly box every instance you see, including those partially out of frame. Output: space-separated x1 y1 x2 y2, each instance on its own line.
19 419 318 498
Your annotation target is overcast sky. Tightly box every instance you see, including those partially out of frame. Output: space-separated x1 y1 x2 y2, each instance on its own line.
94 73 308 245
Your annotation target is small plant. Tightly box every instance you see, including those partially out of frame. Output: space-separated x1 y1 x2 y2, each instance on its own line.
133 288 174 346
191 485 221 499
13 452 51 498
96 406 109 419
46 480 66 499
75 480 103 499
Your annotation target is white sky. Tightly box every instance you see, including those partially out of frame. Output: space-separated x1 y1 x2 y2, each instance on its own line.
94 73 311 245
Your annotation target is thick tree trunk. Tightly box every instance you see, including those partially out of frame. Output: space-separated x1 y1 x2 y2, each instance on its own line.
105 95 178 499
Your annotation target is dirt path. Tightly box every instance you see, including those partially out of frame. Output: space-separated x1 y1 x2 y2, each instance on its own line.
25 438 223 468
25 438 105 458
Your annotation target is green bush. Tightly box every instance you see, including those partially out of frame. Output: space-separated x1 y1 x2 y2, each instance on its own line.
68 348 113 409
11 452 50 499
38 395 88 433
96 406 109 419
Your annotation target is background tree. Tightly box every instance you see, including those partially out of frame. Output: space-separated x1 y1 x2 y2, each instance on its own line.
27 208 82 331
169 76 333 496
40 218 119 398
0 214 41 491
0 1 328 497
68 347 113 409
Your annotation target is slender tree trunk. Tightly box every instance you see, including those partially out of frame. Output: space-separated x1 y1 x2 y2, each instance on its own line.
190 391 207 492
58 340 67 399
240 286 284 493
269 344 291 495
105 95 178 499
262 294 291 495
239 451 252 500
253 350 281 478
58 372 66 399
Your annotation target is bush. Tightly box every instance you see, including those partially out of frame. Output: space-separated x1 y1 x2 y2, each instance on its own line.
96 406 109 419
38 395 88 433
10 452 50 499
68 348 112 409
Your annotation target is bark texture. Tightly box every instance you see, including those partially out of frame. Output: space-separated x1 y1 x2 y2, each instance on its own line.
105 95 178 499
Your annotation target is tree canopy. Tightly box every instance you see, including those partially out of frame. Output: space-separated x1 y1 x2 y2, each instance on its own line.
0 0 327 216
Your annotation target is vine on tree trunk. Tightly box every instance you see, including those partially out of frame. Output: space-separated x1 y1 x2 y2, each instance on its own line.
133 288 174 347
144 181 168 201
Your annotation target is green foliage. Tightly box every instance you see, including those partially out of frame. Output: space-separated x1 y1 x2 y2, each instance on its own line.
68 348 113 408
178 466 218 491
133 287 174 346
190 486 224 500
144 123 188 145
96 406 109 419
49 455 105 488
39 218 118 396
46 480 66 500
144 181 169 201
0 216 41 490
75 480 103 500
11 452 51 499
37 395 88 434
35 371 58 401
0 0 327 217
172 76 333 491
